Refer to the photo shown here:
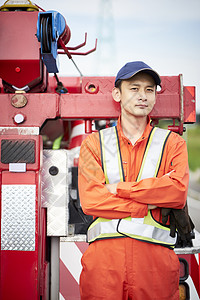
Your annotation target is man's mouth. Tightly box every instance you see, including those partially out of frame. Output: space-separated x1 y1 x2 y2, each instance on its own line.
136 104 148 108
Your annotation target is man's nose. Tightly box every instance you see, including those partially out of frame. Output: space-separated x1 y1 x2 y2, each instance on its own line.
138 90 147 101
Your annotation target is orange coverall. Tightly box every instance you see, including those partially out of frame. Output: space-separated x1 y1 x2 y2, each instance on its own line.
78 117 189 300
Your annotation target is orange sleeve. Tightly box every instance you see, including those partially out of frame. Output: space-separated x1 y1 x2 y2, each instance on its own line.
78 133 148 219
117 137 189 209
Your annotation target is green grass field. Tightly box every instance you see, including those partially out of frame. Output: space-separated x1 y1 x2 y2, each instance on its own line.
185 124 200 171
157 120 200 172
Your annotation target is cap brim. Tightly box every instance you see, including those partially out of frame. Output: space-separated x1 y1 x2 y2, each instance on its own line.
119 68 161 86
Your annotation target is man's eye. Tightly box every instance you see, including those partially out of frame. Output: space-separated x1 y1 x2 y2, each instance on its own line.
131 87 138 91
147 88 154 92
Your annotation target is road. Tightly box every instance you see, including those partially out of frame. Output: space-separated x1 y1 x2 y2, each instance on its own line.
188 181 200 232
179 181 200 300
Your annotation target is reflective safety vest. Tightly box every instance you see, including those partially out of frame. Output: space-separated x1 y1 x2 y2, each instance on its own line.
87 126 177 248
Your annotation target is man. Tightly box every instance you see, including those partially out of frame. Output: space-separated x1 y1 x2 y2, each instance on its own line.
78 61 189 299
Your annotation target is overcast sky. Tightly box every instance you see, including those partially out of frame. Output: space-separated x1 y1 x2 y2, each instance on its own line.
1 0 200 112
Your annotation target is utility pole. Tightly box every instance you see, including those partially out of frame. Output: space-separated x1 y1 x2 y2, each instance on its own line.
96 0 116 75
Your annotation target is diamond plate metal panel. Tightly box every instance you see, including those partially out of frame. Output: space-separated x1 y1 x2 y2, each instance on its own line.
1 185 36 251
41 150 69 236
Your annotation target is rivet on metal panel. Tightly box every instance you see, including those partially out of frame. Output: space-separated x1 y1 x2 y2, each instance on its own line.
11 94 28 108
49 166 59 176
13 113 26 124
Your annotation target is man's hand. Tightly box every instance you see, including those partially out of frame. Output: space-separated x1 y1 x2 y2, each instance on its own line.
105 183 118 194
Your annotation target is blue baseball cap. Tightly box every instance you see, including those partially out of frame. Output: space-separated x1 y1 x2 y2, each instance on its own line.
115 61 161 86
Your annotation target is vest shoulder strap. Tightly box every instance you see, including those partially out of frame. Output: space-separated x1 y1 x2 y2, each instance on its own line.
99 126 125 184
137 127 171 181
99 126 171 184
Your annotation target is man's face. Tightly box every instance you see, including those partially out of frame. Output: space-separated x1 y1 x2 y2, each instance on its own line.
113 72 157 118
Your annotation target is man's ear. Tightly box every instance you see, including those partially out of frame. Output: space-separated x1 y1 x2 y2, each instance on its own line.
112 87 121 103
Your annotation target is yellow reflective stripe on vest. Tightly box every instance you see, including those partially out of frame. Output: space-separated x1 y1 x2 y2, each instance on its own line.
87 218 124 243
117 211 175 246
87 126 175 247
88 211 175 245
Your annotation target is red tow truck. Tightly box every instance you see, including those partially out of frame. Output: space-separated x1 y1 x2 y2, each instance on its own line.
0 1 199 299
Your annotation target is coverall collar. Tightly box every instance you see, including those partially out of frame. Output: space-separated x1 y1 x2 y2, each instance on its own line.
117 115 153 144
